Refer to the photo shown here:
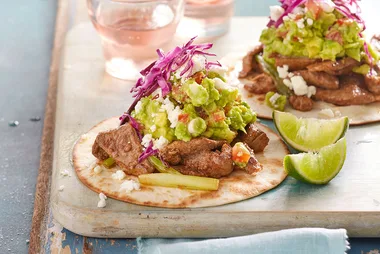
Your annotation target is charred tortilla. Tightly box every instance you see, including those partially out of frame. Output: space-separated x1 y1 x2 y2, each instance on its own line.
73 117 289 208
222 52 380 126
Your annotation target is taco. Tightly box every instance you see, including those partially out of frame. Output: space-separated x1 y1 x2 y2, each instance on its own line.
73 38 289 208
224 0 380 125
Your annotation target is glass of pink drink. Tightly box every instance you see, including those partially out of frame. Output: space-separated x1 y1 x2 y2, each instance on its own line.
178 0 234 39
87 0 185 80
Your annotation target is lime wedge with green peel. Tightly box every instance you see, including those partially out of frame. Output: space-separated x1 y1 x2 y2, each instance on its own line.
273 111 349 152
284 138 347 184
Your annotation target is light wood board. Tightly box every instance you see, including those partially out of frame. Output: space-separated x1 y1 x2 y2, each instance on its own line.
51 18 380 238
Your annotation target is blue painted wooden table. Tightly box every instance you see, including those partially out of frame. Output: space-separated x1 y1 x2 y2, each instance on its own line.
1 0 380 253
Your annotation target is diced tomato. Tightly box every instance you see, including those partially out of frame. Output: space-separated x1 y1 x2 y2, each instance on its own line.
178 113 189 123
306 0 322 20
232 143 251 164
277 30 288 39
192 72 205 84
326 30 343 45
212 112 225 122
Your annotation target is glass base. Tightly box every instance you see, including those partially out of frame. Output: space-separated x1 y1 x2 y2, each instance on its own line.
105 58 154 81
176 17 231 39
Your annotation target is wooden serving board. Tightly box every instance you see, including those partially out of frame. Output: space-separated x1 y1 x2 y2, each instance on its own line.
51 18 380 238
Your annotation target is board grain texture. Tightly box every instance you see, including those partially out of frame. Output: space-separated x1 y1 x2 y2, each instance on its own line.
48 18 380 238
28 0 69 253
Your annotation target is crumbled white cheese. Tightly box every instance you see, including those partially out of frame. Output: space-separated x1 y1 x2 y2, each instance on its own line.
213 77 233 91
291 76 309 96
153 136 169 150
97 199 106 208
141 134 153 148
99 192 107 200
292 6 305 15
319 108 335 118
80 134 89 142
209 65 228 76
93 165 103 174
112 170 126 180
60 169 71 177
288 13 297 20
135 101 143 114
150 125 157 132
161 98 182 128
120 180 141 193
307 86 317 98
269 93 282 106
320 0 335 13
288 72 295 78
277 65 289 79
270 6 285 22
191 55 206 75
334 110 342 117
188 119 197 134
283 79 293 89
307 18 314 26
97 192 107 208
283 16 290 21
173 55 206 81
297 19 305 29
58 185 65 192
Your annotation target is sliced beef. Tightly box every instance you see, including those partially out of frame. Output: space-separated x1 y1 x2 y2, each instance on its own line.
92 123 154 176
274 56 320 71
244 73 276 94
160 137 226 165
92 141 109 161
174 144 234 178
314 75 375 106
364 68 380 95
294 70 339 90
289 95 314 111
307 57 360 75
234 144 262 175
364 74 380 95
238 124 269 153
239 44 264 78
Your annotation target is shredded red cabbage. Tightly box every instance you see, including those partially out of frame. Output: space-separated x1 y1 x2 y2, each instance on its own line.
121 37 219 124
119 114 142 140
138 141 158 163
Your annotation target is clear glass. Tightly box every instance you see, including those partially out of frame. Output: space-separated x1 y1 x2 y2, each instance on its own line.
177 0 234 39
87 0 185 80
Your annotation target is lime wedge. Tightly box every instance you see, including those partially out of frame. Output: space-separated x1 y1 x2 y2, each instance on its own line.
284 138 346 184
273 111 348 152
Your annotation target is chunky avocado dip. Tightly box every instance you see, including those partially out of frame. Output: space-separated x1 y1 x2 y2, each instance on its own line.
132 55 256 145
120 37 257 155
261 1 379 65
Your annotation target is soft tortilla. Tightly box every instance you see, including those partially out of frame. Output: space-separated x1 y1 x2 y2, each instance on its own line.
221 52 380 126
73 117 289 208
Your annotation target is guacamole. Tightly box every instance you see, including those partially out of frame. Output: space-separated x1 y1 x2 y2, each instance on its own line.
133 70 256 143
260 7 379 65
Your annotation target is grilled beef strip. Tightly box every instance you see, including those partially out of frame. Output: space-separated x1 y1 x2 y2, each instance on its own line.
294 70 339 90
239 44 264 78
244 73 276 94
173 144 234 178
237 123 269 153
92 123 154 176
289 94 314 112
314 75 376 106
274 56 320 71
307 57 360 75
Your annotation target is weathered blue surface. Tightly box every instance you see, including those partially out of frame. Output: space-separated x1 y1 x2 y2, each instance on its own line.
0 1 57 254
